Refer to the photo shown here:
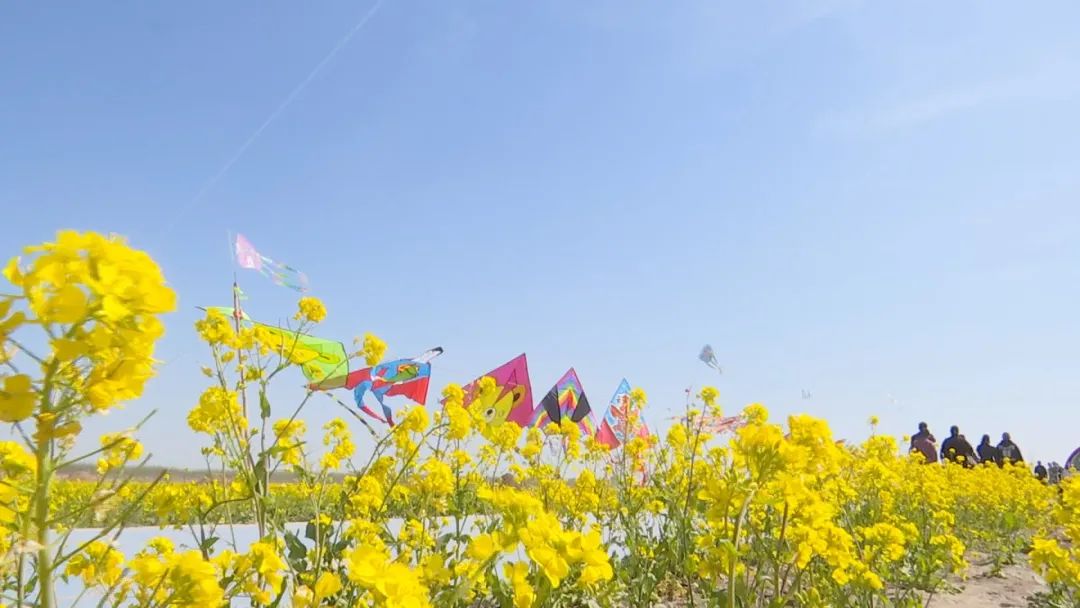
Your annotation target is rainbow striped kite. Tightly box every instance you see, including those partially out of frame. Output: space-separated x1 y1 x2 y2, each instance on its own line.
531 368 596 435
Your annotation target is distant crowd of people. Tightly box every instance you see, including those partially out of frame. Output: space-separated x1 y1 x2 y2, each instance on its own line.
908 422 1062 482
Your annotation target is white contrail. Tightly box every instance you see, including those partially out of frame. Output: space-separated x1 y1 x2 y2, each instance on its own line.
158 0 388 235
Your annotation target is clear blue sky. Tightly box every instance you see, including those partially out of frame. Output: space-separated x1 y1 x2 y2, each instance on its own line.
3 1 1079 468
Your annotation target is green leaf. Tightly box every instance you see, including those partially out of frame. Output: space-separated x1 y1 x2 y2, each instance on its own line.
259 390 271 419
199 535 219 553
252 459 267 496
285 530 307 561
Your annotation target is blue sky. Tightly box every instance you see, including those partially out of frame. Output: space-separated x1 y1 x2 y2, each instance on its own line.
3 1 1079 467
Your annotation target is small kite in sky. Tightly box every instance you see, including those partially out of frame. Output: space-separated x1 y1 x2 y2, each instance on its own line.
699 344 722 374
801 389 813 400
532 369 596 435
234 233 309 292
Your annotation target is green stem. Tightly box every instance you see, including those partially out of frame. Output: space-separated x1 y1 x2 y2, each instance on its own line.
35 436 53 608
728 489 756 608
33 351 62 608
773 503 789 597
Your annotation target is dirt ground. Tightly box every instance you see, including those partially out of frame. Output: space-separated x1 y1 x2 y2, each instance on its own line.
928 559 1049 608
653 558 1052 607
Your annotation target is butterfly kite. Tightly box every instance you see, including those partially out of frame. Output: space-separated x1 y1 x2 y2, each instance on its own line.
234 233 309 292
455 354 535 428
596 379 650 449
320 347 443 426
699 345 722 374
532 369 596 435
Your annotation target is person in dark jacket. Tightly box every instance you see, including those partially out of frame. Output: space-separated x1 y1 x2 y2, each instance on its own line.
997 433 1024 465
1035 461 1048 481
910 422 938 464
941 426 977 467
976 434 1001 466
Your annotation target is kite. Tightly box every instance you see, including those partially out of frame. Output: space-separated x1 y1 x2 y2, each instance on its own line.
801 390 812 400
456 354 535 427
699 345 722 374
596 379 650 449
234 233 309 292
201 305 250 322
531 369 596 435
330 347 443 426
197 306 348 384
672 412 746 435
258 326 350 384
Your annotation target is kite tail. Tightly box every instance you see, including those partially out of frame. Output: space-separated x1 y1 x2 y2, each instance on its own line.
353 381 391 425
374 392 395 427
327 395 381 441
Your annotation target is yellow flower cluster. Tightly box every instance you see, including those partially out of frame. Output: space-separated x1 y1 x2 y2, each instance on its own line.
65 540 125 587
272 418 306 467
1 231 175 422
96 431 144 474
295 296 326 323
187 386 246 436
0 373 34 423
320 417 356 470
358 332 388 366
1031 475 1080 604
0 442 35 528
347 545 431 607
128 546 224 607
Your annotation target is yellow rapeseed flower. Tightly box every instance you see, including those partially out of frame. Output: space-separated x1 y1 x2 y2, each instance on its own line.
357 333 387 366
0 374 35 422
295 296 326 323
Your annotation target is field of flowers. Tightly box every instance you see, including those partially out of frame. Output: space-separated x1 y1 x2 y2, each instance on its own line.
1 230 1079 607
49 479 341 528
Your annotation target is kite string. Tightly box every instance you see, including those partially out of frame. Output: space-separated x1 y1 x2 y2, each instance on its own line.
155 0 388 238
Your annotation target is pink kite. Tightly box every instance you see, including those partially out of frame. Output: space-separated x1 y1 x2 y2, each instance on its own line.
234 233 308 292
457 354 535 427
235 234 263 271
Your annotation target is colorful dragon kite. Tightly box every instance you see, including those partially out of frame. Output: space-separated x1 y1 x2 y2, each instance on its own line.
329 348 443 426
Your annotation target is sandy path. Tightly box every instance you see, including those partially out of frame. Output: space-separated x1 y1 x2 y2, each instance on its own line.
928 561 1048 608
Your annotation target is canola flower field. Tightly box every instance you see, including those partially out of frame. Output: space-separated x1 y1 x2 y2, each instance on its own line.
1 230 1079 607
